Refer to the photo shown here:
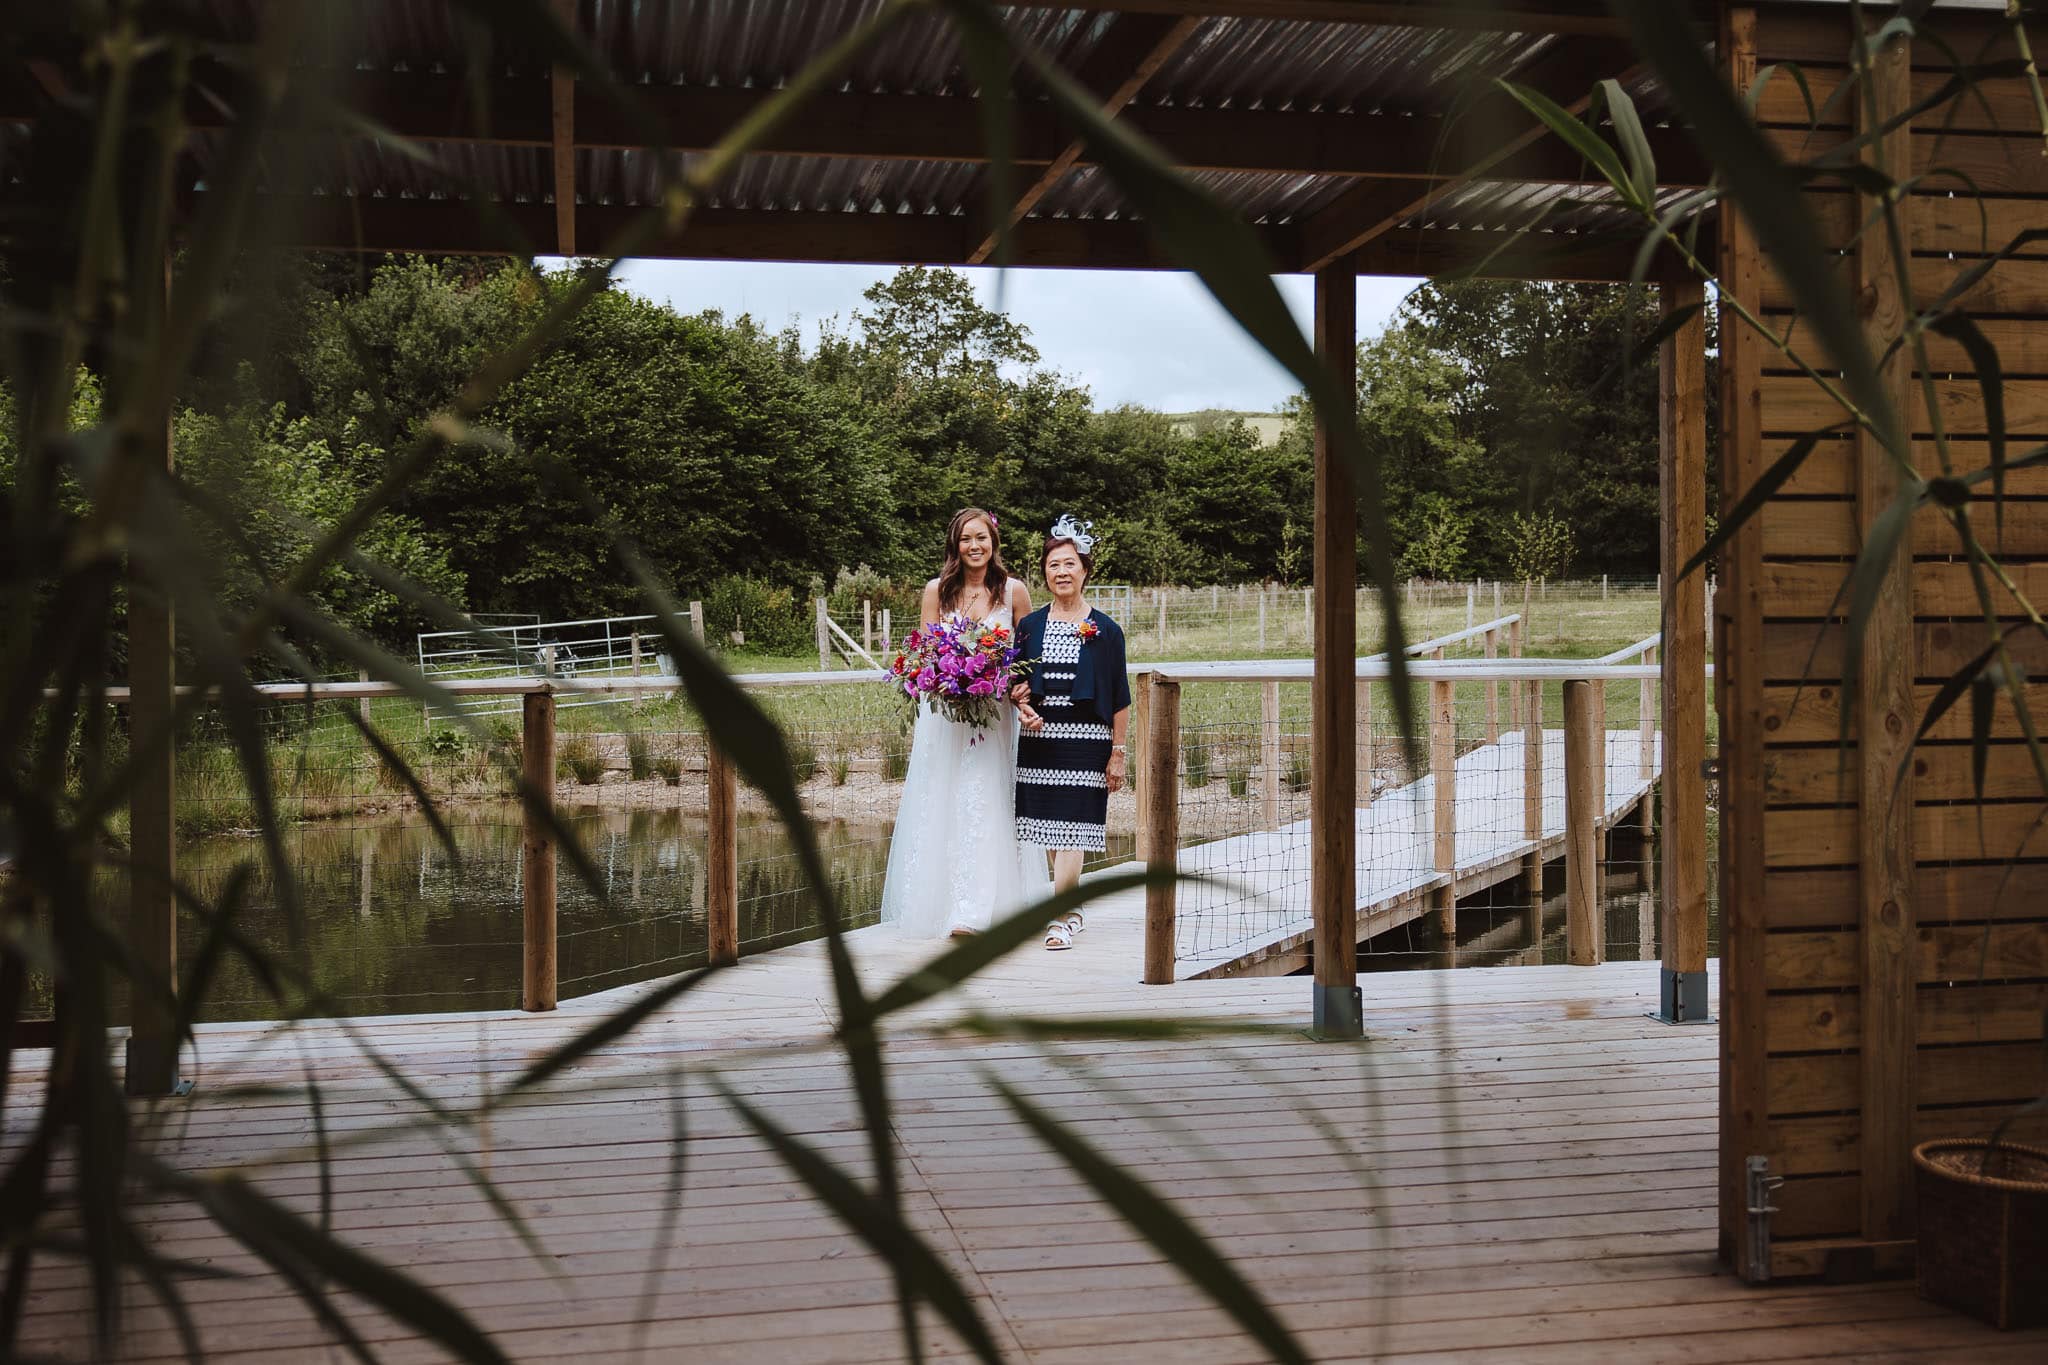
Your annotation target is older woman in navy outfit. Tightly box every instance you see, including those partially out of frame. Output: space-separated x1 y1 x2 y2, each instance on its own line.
1011 516 1132 950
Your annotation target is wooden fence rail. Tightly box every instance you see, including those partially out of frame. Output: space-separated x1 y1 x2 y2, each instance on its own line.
86 635 1700 1016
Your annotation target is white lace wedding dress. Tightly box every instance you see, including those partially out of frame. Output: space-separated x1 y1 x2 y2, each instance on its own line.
878 605 1053 937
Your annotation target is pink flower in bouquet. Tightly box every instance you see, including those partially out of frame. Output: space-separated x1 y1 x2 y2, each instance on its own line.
967 677 997 697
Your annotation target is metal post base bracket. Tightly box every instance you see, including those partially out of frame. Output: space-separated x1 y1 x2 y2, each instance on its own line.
1311 983 1364 1040
1650 968 1713 1025
123 1036 193 1098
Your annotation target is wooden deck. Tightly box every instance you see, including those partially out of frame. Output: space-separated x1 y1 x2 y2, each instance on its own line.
1175 728 1659 978
27 897 2045 1363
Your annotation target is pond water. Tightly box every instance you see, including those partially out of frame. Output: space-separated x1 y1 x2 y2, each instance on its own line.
168 804 1708 1022
174 806 1134 1022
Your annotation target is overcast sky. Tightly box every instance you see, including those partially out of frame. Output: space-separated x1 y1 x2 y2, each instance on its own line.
603 259 1425 414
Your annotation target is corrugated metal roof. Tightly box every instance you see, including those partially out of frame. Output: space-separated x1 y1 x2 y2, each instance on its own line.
7 3 1701 260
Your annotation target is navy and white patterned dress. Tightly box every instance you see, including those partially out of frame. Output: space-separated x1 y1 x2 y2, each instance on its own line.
1015 619 1112 850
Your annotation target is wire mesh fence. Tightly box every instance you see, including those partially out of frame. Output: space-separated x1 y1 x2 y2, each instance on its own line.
1164 669 1718 974
1105 577 1681 663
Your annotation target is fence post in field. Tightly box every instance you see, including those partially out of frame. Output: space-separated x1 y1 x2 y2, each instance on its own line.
706 737 739 966
1257 589 1268 650
1563 679 1604 966
521 691 558 1011
630 631 643 711
863 598 873 653
1483 627 1498 743
1431 678 1457 939
1143 677 1181 985
689 599 705 644
1133 671 1155 858
1261 679 1281 829
1156 589 1167 651
1493 579 1502 613
1302 588 1311 642
880 608 892 654
358 668 371 725
1465 582 1474 630
1522 578 1534 648
1523 677 1543 891
814 597 829 671
1210 584 1219 613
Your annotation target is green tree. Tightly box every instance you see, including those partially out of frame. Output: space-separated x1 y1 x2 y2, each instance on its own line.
852 266 1039 382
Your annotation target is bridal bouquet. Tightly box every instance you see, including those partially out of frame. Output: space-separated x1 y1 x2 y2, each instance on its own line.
888 614 1032 735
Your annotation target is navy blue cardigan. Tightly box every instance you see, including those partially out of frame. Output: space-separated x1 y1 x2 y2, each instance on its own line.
1015 606 1132 716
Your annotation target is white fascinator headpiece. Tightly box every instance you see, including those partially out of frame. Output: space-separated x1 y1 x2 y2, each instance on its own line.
1048 514 1096 555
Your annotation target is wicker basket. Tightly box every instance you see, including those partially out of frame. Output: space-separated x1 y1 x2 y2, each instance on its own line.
1913 1138 2048 1330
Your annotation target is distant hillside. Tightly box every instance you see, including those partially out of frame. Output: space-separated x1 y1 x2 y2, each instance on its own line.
1165 410 1288 447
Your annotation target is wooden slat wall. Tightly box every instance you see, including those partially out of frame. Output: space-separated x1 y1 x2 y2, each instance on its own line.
1725 4 2048 1280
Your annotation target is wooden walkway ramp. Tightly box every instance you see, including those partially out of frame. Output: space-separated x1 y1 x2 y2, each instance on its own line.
1163 728 1661 979
24 915 2043 1363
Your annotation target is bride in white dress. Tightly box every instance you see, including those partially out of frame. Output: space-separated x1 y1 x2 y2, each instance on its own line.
879 508 1053 938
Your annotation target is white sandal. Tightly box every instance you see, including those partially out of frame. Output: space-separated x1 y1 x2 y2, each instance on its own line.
1044 921 1075 951
1061 910 1084 936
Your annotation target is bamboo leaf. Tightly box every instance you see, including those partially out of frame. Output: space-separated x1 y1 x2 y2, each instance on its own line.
157 1169 510 1364
869 868 1164 1020
1895 637 2001 802
1496 79 1635 204
718 1087 1004 1365
1681 429 1841 581
1928 313 2009 542
1599 78 1657 206
508 964 721 1094
989 1076 1310 1365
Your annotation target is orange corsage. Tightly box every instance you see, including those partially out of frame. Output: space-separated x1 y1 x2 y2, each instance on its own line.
1077 619 1100 642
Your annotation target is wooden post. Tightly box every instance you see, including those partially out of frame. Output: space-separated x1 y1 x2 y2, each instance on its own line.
1261 679 1281 829
521 692 558 1011
814 597 830 670
1494 579 1502 613
706 737 739 966
1659 273 1713 1026
1309 258 1359 1037
863 598 873 653
1718 3 1769 1280
1465 582 1475 631
689 599 705 644
1856 29 1917 1243
630 631 643 711
1431 678 1457 939
1484 628 1499 743
1563 679 1603 967
1523 677 1544 890
1155 588 1167 651
1257 589 1268 650
125 317 179 1095
880 608 892 654
1143 678 1181 985
1301 587 1311 644
1639 644 1658 781
1132 671 1155 858
1522 578 1534 649
1508 617 1524 728
1358 678 1374 811
357 668 371 725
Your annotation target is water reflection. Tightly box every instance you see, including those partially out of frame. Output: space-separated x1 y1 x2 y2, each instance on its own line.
175 805 896 1022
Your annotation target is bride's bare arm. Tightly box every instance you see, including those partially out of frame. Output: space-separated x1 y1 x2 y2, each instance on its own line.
920 579 940 627
1008 577 1033 619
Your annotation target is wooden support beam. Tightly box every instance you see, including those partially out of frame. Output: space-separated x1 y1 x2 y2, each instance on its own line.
1297 37 1643 273
1144 678 1182 985
1856 26 1918 1249
549 0 577 257
1716 4 1771 1282
970 13 1199 265
124 257 179 1097
1309 258 1359 1038
1563 679 1603 967
521 693 558 1011
1659 278 1711 1025
707 738 739 967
